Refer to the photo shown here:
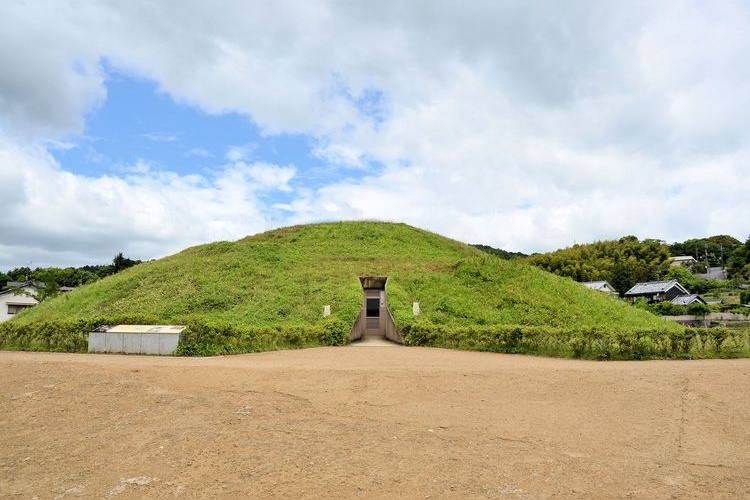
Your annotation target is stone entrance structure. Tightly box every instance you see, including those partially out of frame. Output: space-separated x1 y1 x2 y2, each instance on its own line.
349 276 403 344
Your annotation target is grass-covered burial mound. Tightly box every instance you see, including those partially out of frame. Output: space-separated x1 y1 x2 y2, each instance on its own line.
1 222 747 359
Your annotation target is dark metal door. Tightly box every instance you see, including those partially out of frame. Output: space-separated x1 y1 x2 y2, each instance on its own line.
365 292 381 332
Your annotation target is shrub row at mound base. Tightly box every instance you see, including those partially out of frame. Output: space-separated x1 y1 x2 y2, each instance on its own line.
176 318 350 356
0 317 351 355
400 321 750 360
2 318 748 359
0 316 159 353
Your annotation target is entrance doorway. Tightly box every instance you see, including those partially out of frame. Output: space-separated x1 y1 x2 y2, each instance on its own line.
365 290 383 332
359 276 388 337
349 276 403 344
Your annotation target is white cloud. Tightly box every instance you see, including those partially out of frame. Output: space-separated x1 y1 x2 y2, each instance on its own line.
0 138 295 267
225 146 251 162
0 1 749 267
246 163 296 192
188 148 213 158
0 2 106 139
140 133 178 143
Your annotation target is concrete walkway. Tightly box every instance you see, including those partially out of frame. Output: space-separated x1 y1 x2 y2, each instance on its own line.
349 336 402 347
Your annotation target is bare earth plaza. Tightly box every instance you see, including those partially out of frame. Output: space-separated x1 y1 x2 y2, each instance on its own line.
2 3 750 499
2 347 748 499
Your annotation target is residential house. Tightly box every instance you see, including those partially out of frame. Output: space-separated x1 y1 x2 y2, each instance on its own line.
670 294 707 306
670 256 698 268
0 281 74 323
581 281 619 296
0 282 40 322
624 280 690 303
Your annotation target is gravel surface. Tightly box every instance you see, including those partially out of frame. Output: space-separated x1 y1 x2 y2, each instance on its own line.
1 348 748 499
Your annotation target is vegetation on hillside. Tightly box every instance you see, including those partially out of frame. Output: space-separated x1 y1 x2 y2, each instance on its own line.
470 244 527 260
1 222 747 359
668 235 742 270
524 234 750 294
725 236 750 280
524 236 671 295
0 253 142 292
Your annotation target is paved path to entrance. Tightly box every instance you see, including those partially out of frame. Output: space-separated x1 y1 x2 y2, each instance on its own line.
1 349 748 499
350 336 401 346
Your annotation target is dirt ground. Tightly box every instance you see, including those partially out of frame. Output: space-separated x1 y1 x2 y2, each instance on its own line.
1 345 748 499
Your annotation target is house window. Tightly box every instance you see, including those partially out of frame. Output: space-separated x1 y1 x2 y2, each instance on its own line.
7 304 32 315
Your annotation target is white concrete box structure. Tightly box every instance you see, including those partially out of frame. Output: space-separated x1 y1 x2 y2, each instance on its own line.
88 325 185 355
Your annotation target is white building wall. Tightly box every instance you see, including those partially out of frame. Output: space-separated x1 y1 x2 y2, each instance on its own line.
0 287 39 323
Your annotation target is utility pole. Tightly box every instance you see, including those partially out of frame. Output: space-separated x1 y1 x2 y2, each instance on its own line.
704 241 709 268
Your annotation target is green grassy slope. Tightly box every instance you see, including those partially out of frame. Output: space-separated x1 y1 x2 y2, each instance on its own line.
9 221 669 329
6 221 744 359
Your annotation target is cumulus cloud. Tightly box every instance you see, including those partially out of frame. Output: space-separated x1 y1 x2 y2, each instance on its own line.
0 1 749 266
0 139 294 267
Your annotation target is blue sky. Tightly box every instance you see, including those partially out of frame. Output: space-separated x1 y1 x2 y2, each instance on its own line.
51 69 357 194
1 1 749 268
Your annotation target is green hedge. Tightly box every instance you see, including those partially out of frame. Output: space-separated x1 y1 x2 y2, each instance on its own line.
0 316 351 356
175 317 350 356
2 315 748 360
0 315 159 353
400 320 750 360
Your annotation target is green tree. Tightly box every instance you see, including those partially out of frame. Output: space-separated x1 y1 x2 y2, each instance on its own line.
7 267 31 282
687 302 710 317
726 236 750 280
526 235 671 296
611 261 634 297
13 269 60 303
669 235 742 268
665 266 710 294
112 253 141 273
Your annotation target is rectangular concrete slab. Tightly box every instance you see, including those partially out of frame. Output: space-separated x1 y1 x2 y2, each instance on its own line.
122 333 142 354
158 333 181 355
88 325 185 355
109 325 185 334
140 333 161 355
88 332 106 353
105 332 124 353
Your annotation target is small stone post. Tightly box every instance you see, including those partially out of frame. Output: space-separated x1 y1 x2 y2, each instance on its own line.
412 302 420 316
323 305 331 317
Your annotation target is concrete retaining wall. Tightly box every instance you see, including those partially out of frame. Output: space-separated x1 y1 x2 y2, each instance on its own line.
348 307 404 344
383 307 403 344
664 312 750 328
349 311 365 342
665 312 749 322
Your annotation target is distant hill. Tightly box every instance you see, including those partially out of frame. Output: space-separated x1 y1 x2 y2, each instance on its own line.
524 234 749 289
668 235 743 269
524 236 672 295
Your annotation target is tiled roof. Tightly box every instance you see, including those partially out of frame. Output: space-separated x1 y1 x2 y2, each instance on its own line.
671 256 697 262
624 280 688 296
671 294 705 306
582 281 615 291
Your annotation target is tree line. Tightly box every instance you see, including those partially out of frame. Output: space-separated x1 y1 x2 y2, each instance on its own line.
0 253 142 297
523 236 672 295
476 234 750 295
667 235 744 270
